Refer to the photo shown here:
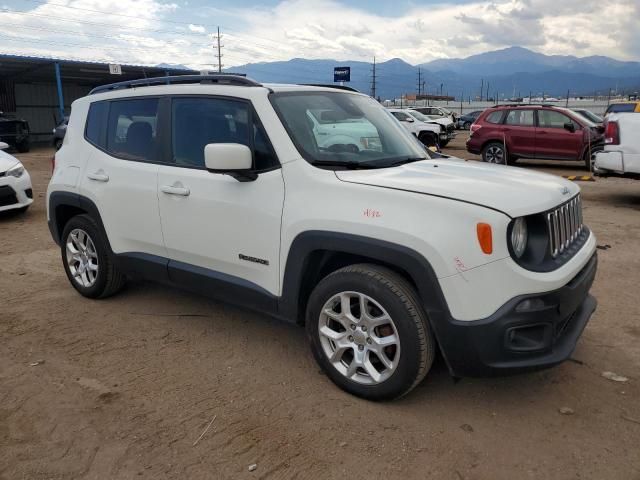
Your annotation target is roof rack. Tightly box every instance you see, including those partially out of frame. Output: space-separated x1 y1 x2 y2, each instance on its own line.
493 103 557 108
89 74 262 95
300 84 360 93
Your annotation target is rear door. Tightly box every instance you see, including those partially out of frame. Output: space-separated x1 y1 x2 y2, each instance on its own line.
502 109 536 158
535 110 583 159
81 97 166 257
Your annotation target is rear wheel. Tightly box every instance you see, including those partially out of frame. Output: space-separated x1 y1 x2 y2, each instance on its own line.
306 264 435 400
61 214 126 299
482 141 508 164
16 140 30 153
418 132 439 150
463 121 471 130
54 139 63 150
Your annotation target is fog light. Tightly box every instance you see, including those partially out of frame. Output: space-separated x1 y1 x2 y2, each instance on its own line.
516 298 546 312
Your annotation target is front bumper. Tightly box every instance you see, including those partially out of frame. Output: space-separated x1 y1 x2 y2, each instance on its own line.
434 253 597 377
0 170 33 212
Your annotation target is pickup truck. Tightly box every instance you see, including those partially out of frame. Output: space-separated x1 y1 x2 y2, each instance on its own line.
594 113 640 178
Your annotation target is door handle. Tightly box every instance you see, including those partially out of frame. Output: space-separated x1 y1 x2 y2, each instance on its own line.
161 185 190 196
87 171 109 182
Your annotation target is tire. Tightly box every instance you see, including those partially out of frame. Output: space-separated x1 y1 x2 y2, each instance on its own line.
306 264 435 401
482 141 508 164
55 139 63 150
463 122 471 130
60 214 126 299
440 139 450 148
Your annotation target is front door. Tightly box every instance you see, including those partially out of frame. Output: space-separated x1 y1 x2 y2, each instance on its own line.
535 110 584 160
157 96 284 296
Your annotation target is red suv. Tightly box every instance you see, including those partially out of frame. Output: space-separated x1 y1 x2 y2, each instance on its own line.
466 105 604 169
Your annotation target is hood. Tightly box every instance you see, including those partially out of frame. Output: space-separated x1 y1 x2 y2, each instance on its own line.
335 158 579 218
432 117 453 127
0 149 21 173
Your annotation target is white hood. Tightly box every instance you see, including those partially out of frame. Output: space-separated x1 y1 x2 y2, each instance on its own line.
432 117 453 127
335 158 579 218
0 149 21 173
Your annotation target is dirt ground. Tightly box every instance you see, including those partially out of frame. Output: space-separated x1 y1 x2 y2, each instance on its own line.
1 137 639 480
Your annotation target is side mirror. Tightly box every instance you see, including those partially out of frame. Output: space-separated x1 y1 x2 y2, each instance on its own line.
204 143 256 182
0 142 8 150
564 122 576 133
405 117 415 123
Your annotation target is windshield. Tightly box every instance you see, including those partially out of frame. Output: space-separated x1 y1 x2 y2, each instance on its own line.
271 91 430 168
408 110 431 122
574 110 602 124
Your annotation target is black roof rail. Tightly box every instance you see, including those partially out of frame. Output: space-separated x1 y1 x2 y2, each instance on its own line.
300 84 360 93
493 103 557 108
90 74 262 95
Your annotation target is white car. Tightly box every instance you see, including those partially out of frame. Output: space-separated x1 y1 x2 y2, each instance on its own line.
387 108 443 148
594 113 640 177
47 76 597 400
0 141 33 213
406 109 456 147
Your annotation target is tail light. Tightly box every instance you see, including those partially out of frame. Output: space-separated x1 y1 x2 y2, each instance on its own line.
605 121 620 145
470 123 482 137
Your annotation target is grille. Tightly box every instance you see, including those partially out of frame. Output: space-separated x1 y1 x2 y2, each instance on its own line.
545 195 583 258
0 185 18 207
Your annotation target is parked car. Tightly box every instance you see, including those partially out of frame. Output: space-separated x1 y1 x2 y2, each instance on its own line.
412 106 456 122
572 109 603 126
593 113 640 177
387 108 442 148
47 76 598 400
457 110 483 130
605 101 640 116
53 116 69 150
0 141 33 213
0 112 30 152
405 109 455 146
466 105 604 169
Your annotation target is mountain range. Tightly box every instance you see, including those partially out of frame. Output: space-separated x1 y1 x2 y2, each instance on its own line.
223 46 640 100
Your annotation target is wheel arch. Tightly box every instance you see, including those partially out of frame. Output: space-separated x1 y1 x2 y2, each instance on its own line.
279 231 451 328
48 192 109 249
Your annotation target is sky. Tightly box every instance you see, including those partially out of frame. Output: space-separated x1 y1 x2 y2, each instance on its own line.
0 0 638 69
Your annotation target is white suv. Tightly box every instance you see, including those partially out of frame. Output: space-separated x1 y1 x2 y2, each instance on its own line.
47 75 598 400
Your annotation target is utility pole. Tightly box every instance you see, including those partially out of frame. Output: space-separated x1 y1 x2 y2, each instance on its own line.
566 89 570 107
214 26 224 73
486 82 490 102
480 78 484 101
370 56 377 99
417 68 422 97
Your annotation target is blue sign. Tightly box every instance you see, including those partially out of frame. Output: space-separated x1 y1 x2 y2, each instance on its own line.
334 66 351 83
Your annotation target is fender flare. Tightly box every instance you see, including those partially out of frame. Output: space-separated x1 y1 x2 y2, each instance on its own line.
48 191 108 247
278 230 451 324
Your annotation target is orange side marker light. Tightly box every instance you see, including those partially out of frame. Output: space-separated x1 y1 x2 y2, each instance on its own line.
476 223 493 254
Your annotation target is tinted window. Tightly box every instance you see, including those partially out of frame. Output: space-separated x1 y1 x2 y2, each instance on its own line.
485 111 504 124
606 103 636 113
85 101 107 148
505 109 535 126
538 110 576 129
172 97 277 171
106 98 159 161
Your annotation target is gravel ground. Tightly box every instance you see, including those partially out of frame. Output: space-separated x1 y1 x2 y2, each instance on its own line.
1 139 639 480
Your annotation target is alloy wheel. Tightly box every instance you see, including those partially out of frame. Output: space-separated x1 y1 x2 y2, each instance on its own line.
486 145 505 164
65 228 99 288
318 291 401 385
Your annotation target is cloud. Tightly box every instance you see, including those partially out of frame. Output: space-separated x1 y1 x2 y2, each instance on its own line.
188 24 206 33
0 0 637 69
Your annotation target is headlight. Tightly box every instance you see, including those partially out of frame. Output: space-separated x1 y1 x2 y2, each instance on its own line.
510 217 528 258
6 162 25 178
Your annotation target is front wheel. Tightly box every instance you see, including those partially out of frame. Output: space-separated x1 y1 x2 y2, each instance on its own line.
306 264 435 400
463 122 471 130
482 141 508 164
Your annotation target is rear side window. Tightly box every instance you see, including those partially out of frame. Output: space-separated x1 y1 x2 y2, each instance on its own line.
485 111 504 124
85 101 107 148
106 98 159 161
392 112 410 121
505 109 535 126
171 97 278 171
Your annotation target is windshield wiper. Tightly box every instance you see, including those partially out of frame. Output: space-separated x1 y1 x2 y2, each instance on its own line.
374 156 428 167
311 156 427 170
311 159 371 169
